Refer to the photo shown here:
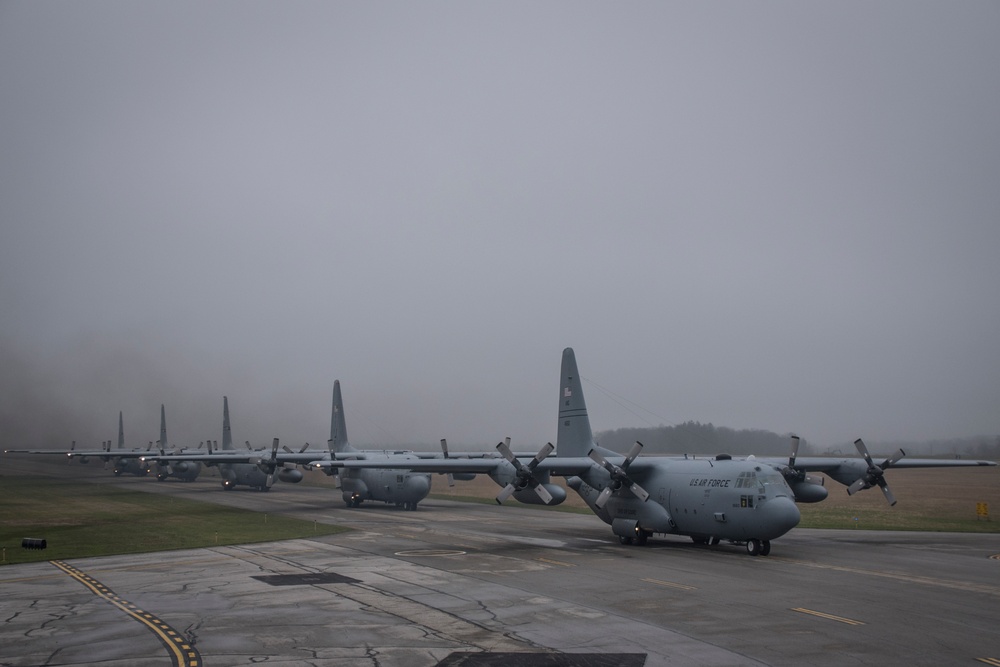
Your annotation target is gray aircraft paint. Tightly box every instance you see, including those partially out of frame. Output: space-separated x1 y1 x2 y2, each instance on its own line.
153 405 200 482
328 380 430 510
212 396 303 491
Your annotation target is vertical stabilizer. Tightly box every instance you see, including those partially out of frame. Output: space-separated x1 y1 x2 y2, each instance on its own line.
118 412 125 450
159 404 168 450
222 397 234 450
556 348 596 457
328 380 354 453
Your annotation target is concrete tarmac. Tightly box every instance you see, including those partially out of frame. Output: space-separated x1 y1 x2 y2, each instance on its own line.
2 462 1000 666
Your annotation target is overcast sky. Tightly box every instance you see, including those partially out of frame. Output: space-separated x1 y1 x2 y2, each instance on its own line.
2 2 998 453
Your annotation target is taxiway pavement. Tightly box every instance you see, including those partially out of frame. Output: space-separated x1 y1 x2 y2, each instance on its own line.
2 462 999 666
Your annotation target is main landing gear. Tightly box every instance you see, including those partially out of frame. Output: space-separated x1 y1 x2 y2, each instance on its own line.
618 530 651 546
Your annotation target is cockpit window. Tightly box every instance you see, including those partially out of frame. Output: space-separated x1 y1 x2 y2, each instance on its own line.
756 467 791 496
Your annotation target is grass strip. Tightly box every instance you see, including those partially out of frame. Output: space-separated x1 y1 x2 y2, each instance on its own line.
0 476 347 565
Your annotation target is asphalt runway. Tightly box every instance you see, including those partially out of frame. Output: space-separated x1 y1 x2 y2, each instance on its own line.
3 462 1000 666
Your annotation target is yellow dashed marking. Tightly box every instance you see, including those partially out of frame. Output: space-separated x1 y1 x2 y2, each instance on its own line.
50 560 202 667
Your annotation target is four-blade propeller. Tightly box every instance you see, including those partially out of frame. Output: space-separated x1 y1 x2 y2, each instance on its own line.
588 441 650 509
255 438 281 488
847 438 905 506
495 438 554 505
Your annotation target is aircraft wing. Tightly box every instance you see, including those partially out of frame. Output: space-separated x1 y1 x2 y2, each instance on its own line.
307 456 597 476
4 447 142 459
755 455 996 488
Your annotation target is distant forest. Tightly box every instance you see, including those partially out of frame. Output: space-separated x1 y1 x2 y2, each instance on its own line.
594 421 1000 460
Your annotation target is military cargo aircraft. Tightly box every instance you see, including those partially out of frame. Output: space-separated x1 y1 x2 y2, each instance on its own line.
4 411 154 475
211 396 304 491
147 382 449 509
309 348 996 556
148 405 202 482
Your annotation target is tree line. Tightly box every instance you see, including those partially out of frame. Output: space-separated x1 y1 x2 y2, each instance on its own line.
595 422 1000 459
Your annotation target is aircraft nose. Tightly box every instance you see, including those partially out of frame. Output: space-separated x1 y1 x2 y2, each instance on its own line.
760 496 800 539
405 474 431 500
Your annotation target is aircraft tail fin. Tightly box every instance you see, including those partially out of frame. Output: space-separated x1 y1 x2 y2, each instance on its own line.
117 412 125 450
222 397 234 450
159 404 168 450
328 380 354 454
556 348 597 458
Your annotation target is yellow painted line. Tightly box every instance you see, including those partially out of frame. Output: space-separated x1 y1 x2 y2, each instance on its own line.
977 658 1000 666
50 561 202 667
792 607 865 626
641 577 697 591
536 557 575 567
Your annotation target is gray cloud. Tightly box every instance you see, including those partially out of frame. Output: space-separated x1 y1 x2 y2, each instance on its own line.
2 2 998 452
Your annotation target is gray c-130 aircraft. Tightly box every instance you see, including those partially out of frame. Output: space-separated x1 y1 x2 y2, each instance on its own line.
5 411 154 476
310 348 996 556
146 381 461 509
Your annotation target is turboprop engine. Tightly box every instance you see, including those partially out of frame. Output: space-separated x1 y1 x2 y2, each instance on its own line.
488 440 566 506
277 467 303 483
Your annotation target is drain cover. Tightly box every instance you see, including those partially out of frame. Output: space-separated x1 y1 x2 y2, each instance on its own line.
435 654 646 666
252 573 360 586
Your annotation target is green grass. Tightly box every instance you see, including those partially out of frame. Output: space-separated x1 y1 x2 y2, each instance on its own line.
0 476 348 565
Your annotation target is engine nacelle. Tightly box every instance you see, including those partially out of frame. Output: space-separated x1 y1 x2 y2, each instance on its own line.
789 479 828 503
513 483 566 506
278 468 303 484
173 461 190 473
452 472 476 481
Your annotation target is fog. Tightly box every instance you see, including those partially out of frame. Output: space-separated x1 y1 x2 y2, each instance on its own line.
2 2 998 453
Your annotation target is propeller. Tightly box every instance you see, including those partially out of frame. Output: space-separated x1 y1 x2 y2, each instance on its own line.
156 440 173 477
441 438 455 487
781 435 806 483
256 438 281 488
495 438 554 505
588 441 650 509
846 438 905 506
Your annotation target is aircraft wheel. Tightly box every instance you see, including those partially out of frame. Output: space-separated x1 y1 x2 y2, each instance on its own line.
691 536 709 545
710 537 721 546
760 540 771 556
635 530 649 546
113 470 122 477
222 483 233 491
618 535 634 545
746 539 762 556
157 474 167 482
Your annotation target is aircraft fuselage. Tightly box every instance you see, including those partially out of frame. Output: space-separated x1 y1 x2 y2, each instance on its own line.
216 461 304 491
568 456 800 552
341 453 431 511
113 456 151 477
